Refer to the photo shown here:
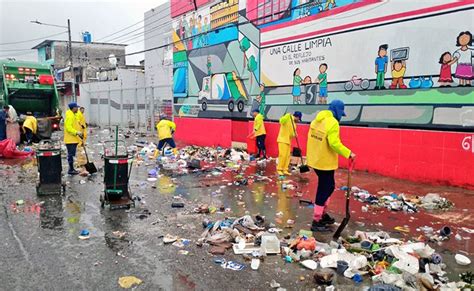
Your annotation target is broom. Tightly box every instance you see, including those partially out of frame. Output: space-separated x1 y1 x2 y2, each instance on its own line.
290 117 310 173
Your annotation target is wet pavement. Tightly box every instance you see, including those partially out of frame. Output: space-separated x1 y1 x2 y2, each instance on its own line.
0 129 473 290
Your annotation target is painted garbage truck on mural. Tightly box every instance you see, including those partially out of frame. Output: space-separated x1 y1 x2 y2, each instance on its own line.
198 72 248 112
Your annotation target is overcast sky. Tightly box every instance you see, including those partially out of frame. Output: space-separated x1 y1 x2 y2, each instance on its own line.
0 0 168 65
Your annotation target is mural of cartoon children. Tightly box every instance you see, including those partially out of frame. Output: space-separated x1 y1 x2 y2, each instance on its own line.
390 60 407 89
453 31 474 87
438 52 458 87
325 0 337 10
302 76 312 84
292 68 303 104
203 16 210 46
375 44 389 90
196 15 203 47
191 14 198 36
197 15 202 33
182 16 190 38
315 63 328 104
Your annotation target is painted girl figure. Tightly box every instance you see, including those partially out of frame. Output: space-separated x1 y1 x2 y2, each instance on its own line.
438 52 457 87
292 68 303 104
453 31 473 87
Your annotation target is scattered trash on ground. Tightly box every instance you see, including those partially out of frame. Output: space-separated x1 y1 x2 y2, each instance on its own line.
118 276 143 289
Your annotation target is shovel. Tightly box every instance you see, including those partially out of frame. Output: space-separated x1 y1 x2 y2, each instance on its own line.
333 159 354 240
81 140 97 174
290 118 310 173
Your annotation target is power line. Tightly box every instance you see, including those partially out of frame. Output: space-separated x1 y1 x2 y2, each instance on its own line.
94 1 310 60
116 1 265 47
0 31 67 46
0 50 37 58
95 19 145 42
0 48 33 52
99 4 192 43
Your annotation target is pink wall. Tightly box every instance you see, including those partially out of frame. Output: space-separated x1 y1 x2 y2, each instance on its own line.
177 117 474 189
170 0 210 18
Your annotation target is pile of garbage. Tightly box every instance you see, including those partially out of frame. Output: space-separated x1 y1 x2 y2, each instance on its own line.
132 143 253 169
351 187 453 213
160 210 471 289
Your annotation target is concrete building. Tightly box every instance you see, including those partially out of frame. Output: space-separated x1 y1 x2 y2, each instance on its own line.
79 67 147 129
32 40 127 83
144 1 173 122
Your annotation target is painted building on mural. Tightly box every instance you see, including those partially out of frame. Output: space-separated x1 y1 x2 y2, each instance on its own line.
170 0 473 130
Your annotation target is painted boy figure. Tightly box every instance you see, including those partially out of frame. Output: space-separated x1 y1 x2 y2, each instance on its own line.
390 60 407 89
316 63 328 104
375 44 388 90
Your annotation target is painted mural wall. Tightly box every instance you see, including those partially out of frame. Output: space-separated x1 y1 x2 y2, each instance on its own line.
171 0 474 129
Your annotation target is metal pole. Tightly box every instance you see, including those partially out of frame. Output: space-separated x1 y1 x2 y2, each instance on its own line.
67 19 76 102
151 85 155 134
120 81 124 129
134 87 139 130
108 84 111 129
97 91 101 128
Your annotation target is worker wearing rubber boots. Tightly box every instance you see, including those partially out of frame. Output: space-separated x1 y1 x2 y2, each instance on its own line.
252 109 267 159
76 107 87 142
277 111 302 176
22 112 38 145
64 102 83 175
156 116 176 151
306 100 356 231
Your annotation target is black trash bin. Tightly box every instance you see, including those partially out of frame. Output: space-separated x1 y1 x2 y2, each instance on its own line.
101 140 134 210
36 140 64 195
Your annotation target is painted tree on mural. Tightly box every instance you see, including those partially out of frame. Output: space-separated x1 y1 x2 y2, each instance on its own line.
247 55 257 89
239 37 250 73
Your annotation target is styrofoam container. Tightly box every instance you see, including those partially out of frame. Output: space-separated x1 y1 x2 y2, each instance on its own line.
261 233 280 254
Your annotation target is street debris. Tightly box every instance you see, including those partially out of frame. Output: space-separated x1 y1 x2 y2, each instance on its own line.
78 229 90 240
3 135 472 290
118 276 143 289
352 188 453 213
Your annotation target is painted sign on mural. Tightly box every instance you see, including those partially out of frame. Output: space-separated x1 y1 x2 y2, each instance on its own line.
260 5 473 87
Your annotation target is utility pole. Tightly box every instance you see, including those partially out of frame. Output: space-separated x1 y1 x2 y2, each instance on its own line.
67 19 76 102
30 19 77 102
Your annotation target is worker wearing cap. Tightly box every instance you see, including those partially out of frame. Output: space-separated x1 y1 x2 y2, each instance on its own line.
277 111 302 176
306 99 356 231
64 102 83 175
76 107 87 144
22 112 38 145
156 115 176 151
251 109 266 159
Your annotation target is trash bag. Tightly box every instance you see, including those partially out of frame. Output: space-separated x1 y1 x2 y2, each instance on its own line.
0 139 33 159
231 215 264 231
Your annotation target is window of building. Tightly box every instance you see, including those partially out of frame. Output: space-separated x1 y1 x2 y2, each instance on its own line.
74 67 83 83
45 45 52 60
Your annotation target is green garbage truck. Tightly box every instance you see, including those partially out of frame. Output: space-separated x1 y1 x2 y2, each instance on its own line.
0 59 61 139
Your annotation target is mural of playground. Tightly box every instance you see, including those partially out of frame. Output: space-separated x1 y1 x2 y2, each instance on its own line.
172 0 474 130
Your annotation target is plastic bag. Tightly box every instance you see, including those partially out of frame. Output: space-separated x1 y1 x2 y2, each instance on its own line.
0 139 33 159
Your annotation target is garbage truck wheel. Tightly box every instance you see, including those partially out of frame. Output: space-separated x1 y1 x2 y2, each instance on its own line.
237 100 245 112
228 101 235 112
201 101 208 111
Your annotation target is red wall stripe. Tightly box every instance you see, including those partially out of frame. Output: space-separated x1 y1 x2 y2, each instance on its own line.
175 117 474 189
